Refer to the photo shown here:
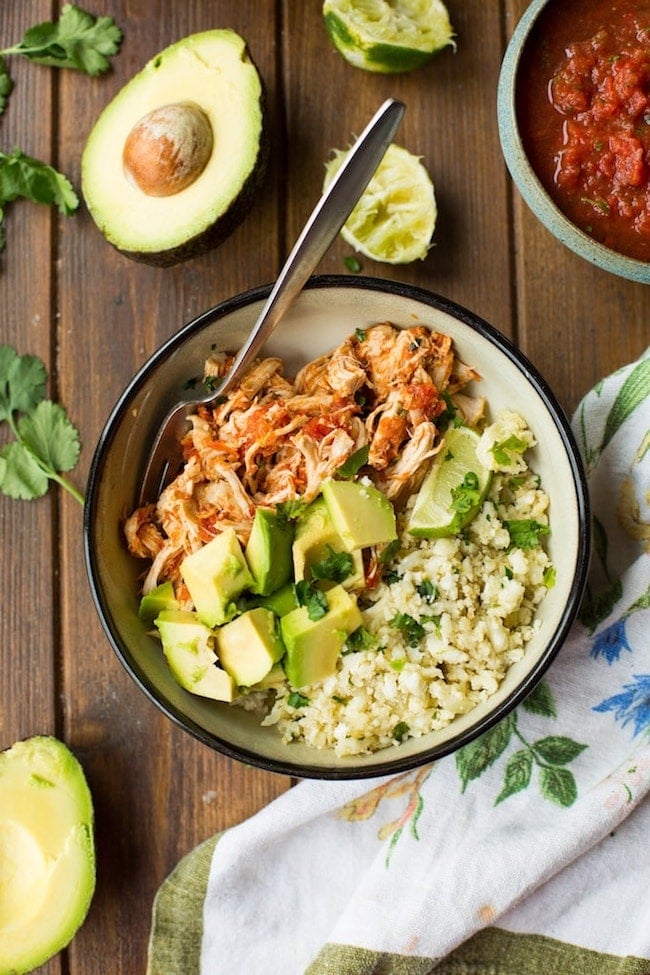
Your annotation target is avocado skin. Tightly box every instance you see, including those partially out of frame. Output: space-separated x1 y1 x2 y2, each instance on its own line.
117 89 270 267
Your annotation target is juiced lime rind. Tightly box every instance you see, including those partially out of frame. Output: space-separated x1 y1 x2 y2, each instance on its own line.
324 143 437 264
407 426 492 538
323 0 455 74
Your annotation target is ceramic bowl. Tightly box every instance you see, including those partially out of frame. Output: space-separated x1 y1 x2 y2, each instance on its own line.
497 0 650 285
84 276 590 779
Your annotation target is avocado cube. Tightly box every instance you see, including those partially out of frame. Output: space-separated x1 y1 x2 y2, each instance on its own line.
293 498 365 590
280 584 363 689
216 607 286 687
180 529 254 628
245 507 295 596
155 609 236 702
321 479 397 552
138 580 179 623
259 582 299 617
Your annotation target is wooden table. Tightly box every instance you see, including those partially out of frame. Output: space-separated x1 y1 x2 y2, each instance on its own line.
1 2 647 972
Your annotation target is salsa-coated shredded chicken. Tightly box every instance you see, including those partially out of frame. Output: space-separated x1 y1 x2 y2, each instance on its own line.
125 323 484 595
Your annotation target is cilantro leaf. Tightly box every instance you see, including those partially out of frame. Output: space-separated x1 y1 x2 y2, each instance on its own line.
504 519 550 550
1 5 123 75
0 149 79 253
0 440 49 499
0 57 14 116
309 545 354 584
389 612 425 647
0 346 47 421
18 401 81 473
294 580 328 621
0 346 83 503
491 434 528 467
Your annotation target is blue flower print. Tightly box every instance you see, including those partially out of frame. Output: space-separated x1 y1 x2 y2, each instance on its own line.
594 675 650 737
590 618 633 664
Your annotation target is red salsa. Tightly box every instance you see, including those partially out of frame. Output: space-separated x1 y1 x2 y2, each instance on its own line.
517 0 650 262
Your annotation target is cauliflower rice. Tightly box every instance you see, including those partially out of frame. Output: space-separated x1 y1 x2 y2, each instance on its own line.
261 413 553 757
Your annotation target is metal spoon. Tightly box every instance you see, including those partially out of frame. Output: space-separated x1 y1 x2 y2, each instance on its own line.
137 97 405 506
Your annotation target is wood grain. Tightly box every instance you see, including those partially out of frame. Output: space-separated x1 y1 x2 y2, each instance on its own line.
0 2 648 973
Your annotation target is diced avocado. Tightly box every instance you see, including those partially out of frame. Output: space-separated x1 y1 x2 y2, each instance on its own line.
259 582 299 616
321 479 397 552
280 584 363 688
155 609 236 701
180 529 254 627
293 497 365 590
249 661 287 691
245 507 294 596
138 580 179 623
216 607 285 687
0 736 95 974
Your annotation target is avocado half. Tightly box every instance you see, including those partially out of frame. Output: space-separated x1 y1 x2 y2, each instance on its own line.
81 29 268 266
0 736 95 974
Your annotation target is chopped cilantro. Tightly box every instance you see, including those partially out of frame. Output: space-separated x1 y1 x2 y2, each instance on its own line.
354 327 367 341
543 565 556 588
389 612 425 646
491 434 528 467
345 256 362 273
504 519 550 550
287 691 309 709
416 579 438 602
449 470 481 525
276 498 307 529
310 545 354 584
379 537 400 564
344 626 378 653
393 721 410 743
294 579 328 621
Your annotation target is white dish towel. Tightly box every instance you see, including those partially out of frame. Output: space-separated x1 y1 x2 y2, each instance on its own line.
148 349 650 975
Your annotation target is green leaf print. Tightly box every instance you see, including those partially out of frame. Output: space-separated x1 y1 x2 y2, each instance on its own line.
539 766 578 807
495 749 533 804
523 681 557 718
456 682 587 807
533 736 587 765
455 715 514 792
601 357 650 454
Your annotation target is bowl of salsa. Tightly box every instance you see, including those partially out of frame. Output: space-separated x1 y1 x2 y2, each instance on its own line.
497 0 650 284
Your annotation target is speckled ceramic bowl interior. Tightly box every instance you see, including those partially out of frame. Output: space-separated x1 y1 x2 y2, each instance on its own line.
84 276 590 779
497 0 650 285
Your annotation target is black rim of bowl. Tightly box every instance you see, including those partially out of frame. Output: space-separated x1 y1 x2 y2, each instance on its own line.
497 0 650 285
84 274 591 780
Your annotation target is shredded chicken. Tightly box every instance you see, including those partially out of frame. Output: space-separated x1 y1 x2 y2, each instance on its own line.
125 323 483 592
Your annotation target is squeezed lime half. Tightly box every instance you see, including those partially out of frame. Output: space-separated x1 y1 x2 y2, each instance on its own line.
324 142 436 264
323 0 455 74
407 426 492 538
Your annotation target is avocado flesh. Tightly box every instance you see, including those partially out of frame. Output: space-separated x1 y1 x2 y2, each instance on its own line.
216 607 285 687
293 498 365 590
281 584 363 688
0 736 95 975
245 507 295 596
81 29 267 266
180 528 254 628
156 609 236 701
321 479 397 552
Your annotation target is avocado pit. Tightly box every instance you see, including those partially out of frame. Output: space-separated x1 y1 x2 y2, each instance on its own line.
123 101 214 197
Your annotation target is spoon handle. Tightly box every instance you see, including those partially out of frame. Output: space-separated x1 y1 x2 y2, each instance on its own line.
217 97 405 397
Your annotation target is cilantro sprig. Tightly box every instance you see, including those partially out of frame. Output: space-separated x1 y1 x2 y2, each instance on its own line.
0 148 79 250
0 4 123 114
0 346 83 504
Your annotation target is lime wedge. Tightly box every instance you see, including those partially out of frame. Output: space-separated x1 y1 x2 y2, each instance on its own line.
323 0 455 74
407 426 492 538
324 143 436 264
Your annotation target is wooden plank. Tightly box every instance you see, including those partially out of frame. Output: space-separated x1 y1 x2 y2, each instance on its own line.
283 2 514 331
53 3 289 970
